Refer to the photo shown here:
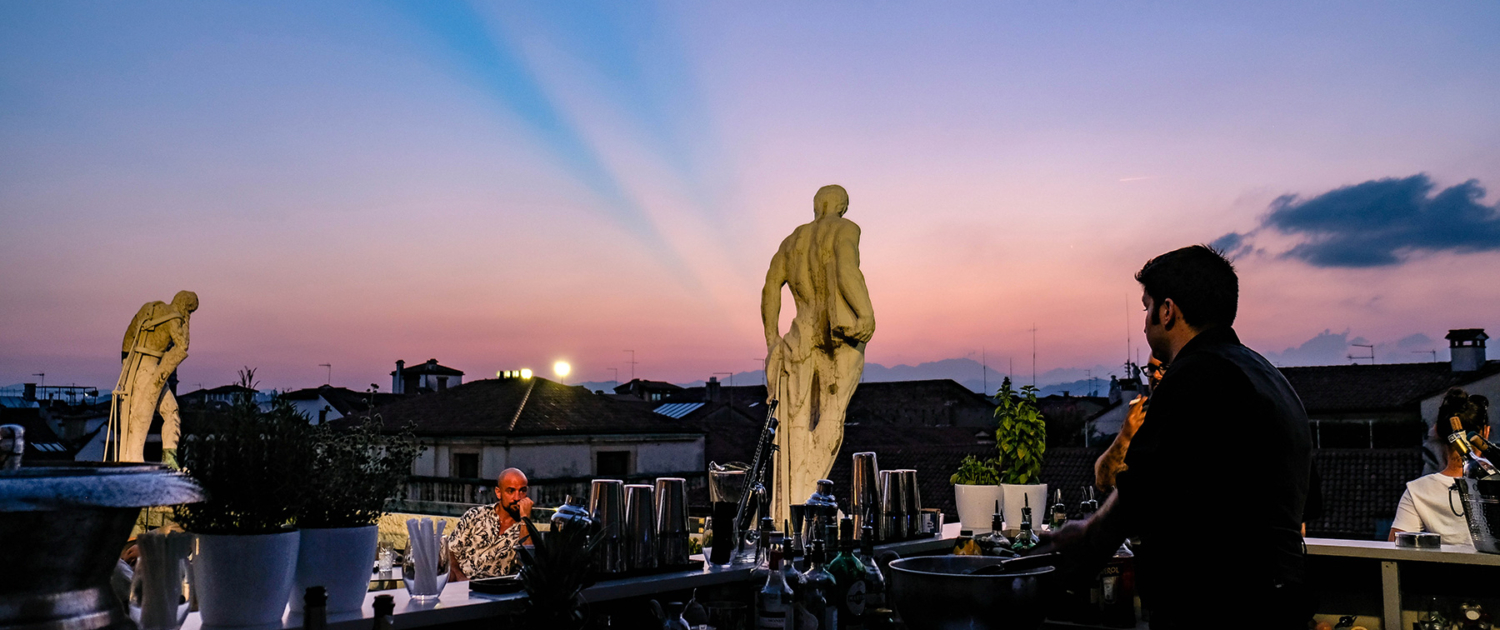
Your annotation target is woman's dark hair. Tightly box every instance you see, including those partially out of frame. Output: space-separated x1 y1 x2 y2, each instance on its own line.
1437 388 1485 440
1135 245 1239 329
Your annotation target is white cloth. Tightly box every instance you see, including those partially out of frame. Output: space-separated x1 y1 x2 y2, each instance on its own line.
1391 473 1473 546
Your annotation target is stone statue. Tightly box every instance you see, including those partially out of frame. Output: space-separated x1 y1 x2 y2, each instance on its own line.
761 185 875 523
110 291 197 465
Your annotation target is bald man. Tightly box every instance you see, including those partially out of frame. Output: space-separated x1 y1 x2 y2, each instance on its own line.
448 468 533 580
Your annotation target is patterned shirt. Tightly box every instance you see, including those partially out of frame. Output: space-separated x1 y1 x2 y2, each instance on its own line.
449 503 526 579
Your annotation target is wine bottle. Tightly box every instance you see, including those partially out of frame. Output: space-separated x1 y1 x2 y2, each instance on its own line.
801 534 838 630
858 525 886 612
1448 416 1500 479
828 518 868 629
1049 489 1068 530
974 501 1012 556
1079 486 1099 518
756 549 794 630
1010 495 1040 552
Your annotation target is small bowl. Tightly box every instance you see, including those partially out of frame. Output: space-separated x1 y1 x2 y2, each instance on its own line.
887 555 1052 630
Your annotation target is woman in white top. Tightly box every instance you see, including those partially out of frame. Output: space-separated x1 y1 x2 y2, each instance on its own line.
1388 389 1490 545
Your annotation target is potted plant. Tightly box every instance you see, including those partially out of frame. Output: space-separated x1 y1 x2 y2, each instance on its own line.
994 378 1048 531
174 395 313 628
516 517 601 630
950 454 1003 533
289 388 420 615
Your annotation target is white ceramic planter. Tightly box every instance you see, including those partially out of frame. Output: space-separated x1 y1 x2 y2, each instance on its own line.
288 525 379 614
953 484 1003 533
193 530 300 629
1001 483 1048 531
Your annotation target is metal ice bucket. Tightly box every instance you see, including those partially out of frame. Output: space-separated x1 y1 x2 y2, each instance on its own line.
1456 477 1500 554
654 477 690 566
624 484 658 570
887 556 1052 630
589 480 627 574
850 452 882 536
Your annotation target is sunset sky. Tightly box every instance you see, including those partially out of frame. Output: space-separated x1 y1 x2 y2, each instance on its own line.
3 2 1499 393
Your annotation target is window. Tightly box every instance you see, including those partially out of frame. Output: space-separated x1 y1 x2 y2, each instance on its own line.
596 451 630 477
451 452 480 479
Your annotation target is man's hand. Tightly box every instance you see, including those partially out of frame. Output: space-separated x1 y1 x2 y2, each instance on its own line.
514 497 533 519
1123 395 1147 433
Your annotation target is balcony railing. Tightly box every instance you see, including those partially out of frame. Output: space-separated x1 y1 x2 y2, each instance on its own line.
392 472 708 517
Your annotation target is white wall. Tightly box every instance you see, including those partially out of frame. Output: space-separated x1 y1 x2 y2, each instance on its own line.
1420 371 1500 432
412 434 704 481
288 397 343 424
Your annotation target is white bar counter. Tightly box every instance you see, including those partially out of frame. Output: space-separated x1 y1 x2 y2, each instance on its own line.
1305 536 1500 630
181 524 961 630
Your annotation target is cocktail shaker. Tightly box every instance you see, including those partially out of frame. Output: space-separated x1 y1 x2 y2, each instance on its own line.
850 452 881 536
881 470 906 540
589 479 627 574
654 477 690 566
900 469 924 534
624 484 658 570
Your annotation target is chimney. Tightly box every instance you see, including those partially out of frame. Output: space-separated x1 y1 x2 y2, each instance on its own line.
1446 329 1488 372
393 360 405 394
22 383 35 402
706 376 721 403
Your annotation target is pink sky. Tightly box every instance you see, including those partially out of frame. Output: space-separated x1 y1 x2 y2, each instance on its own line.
2 2 1498 392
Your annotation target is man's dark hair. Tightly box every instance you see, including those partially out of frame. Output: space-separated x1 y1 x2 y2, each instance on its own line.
1135 245 1239 329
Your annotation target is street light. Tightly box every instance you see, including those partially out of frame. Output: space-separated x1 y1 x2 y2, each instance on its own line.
554 361 571 383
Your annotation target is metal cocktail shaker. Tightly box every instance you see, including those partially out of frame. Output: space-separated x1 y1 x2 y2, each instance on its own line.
654 477 690 567
899 469 924 535
589 480 626 574
624 484 658 570
850 452 882 537
881 470 906 540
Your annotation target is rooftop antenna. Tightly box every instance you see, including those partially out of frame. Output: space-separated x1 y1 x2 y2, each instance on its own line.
608 367 619 388
1412 350 1438 362
624 350 637 381
1029 324 1038 387
1348 344 1375 364
32 373 44 389
749 358 766 386
982 348 988 395
318 363 331 385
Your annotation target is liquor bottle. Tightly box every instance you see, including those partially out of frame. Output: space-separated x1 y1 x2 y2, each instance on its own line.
372 594 395 630
828 518 868 629
1099 542 1136 628
858 525 886 612
1010 495 1040 552
303 587 327 630
974 501 1012 556
952 530 980 555
1079 486 1099 518
1049 489 1068 530
1449 416 1500 479
801 533 838 630
756 549 794 630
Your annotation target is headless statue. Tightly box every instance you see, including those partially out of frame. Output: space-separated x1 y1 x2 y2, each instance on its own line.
111 291 198 466
761 185 875 523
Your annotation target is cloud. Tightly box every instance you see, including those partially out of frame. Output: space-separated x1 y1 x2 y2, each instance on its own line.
1208 231 1254 259
1256 174 1500 267
1262 329 1355 367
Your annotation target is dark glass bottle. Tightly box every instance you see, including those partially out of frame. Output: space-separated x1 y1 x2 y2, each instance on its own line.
858 525 886 612
303 587 327 630
974 500 1012 556
1049 489 1068 530
1099 542 1136 628
800 534 838 630
1010 495 1040 552
372 594 395 630
1079 486 1099 518
828 518 868 629
756 549 794 630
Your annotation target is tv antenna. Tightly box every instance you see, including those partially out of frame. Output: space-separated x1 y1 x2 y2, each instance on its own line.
318 363 331 385
1028 324 1038 387
623 350 638 381
1348 344 1375 364
608 367 619 388
1412 350 1438 362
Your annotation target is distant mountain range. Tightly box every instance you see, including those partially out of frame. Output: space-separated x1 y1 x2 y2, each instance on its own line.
577 357 1128 397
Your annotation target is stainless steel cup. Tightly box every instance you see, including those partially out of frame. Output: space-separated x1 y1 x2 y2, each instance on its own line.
788 504 808 553
900 469 923 534
851 452 881 536
624 484 658 570
589 479 627 574
654 477 690 566
881 470 906 540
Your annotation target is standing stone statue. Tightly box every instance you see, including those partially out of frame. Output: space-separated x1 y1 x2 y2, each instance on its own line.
110 291 198 465
761 185 875 523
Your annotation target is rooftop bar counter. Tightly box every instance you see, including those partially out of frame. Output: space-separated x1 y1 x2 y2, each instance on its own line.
177 530 1500 630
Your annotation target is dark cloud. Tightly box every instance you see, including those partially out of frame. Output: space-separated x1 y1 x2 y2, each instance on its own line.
1260 174 1500 267
1208 232 1253 259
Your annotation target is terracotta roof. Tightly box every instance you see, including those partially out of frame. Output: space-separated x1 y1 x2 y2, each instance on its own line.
1306 448 1424 540
1278 361 1500 414
360 377 702 437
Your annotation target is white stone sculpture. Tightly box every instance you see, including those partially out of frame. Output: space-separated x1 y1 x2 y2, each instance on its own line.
110 291 198 465
761 185 875 523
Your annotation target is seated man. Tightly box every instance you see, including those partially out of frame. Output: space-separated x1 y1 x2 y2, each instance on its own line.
1389 389 1490 545
449 468 534 580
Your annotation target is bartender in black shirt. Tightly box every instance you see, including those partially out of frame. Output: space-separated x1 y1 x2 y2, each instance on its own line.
1042 245 1315 629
